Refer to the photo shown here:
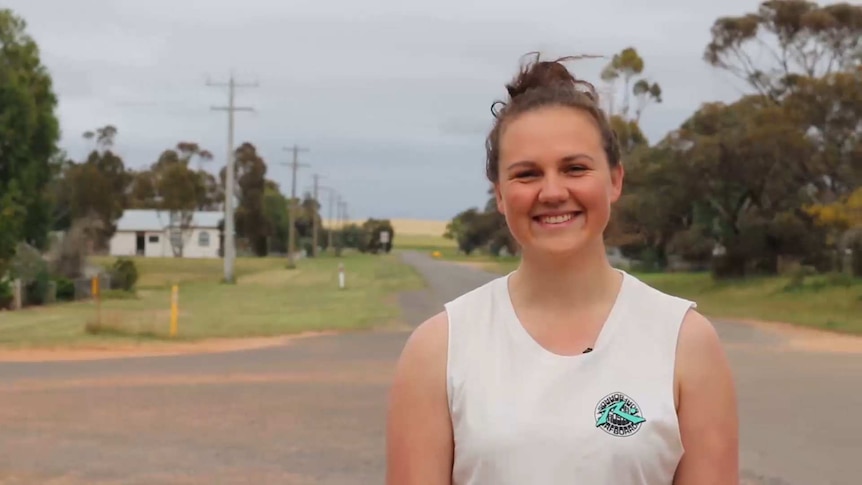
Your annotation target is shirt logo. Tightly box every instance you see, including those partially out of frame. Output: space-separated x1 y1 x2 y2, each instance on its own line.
595 392 645 437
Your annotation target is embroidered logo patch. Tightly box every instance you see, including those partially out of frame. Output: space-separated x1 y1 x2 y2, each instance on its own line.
595 392 645 437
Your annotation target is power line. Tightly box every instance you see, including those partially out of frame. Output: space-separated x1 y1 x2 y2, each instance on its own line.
207 71 258 284
282 144 309 268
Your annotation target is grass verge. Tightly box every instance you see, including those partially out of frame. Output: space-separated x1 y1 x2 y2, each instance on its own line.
424 248 862 335
0 252 426 349
636 271 862 335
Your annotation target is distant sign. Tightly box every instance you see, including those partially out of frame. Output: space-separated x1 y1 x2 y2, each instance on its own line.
380 231 390 244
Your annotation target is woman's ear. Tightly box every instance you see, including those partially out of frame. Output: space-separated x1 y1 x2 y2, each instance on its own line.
610 162 625 202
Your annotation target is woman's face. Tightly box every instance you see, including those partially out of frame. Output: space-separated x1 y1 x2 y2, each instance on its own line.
493 105 624 259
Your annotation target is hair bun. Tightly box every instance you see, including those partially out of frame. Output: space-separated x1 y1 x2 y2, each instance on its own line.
504 52 602 103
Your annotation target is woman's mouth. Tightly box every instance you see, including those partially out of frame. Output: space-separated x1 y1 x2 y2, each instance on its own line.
533 211 582 226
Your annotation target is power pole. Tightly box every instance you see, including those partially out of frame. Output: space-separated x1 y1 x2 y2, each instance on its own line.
317 186 337 252
208 72 257 284
282 144 309 268
327 189 336 251
334 195 343 255
311 173 323 258
341 200 348 227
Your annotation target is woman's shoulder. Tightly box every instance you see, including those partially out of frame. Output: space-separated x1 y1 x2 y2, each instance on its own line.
397 274 508 369
617 272 697 333
676 309 727 379
622 271 696 307
396 310 450 374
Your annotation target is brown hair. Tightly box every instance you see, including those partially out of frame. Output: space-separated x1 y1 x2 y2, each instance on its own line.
485 52 621 183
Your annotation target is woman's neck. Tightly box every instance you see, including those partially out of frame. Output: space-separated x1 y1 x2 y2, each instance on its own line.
509 241 622 312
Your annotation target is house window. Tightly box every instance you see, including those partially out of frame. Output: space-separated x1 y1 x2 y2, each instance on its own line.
198 231 210 247
148 235 159 243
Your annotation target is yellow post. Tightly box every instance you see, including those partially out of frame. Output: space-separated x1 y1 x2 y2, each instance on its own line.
170 284 179 337
91 276 101 325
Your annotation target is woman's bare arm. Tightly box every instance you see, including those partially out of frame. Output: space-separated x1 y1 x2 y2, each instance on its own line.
386 311 453 484
673 310 740 484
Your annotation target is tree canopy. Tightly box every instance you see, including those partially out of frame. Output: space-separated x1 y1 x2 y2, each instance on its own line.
0 8 60 275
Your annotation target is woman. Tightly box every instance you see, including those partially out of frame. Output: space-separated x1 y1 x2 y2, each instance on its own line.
386 53 739 484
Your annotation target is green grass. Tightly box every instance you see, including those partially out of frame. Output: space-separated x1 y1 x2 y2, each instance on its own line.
635 271 862 334
89 255 280 289
424 247 862 335
0 252 426 349
394 234 457 251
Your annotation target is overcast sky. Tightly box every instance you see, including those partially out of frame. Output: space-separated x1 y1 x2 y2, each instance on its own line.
7 0 755 221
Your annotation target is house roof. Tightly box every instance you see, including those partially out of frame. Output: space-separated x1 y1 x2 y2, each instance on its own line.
116 209 223 232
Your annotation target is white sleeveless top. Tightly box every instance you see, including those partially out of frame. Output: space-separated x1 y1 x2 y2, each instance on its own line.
444 270 695 485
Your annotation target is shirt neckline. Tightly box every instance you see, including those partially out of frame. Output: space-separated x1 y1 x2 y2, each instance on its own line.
495 269 630 363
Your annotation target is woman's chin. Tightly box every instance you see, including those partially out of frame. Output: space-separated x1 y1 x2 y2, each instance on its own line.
514 228 605 259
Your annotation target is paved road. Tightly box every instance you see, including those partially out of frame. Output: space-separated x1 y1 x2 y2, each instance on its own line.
0 252 860 484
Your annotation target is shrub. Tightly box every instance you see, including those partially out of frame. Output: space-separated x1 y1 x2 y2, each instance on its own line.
783 265 818 292
852 238 862 278
0 278 12 309
10 242 46 285
55 277 75 301
110 258 138 291
25 268 52 306
300 237 314 257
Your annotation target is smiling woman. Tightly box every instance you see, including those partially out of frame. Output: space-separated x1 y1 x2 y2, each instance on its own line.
386 52 739 485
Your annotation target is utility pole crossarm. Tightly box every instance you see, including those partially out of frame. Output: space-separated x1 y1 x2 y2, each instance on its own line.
206 78 260 88
211 106 254 112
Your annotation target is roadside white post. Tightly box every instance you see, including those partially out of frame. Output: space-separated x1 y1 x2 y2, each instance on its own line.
338 263 346 290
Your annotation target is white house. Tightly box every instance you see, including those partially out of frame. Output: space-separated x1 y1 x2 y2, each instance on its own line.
109 209 223 259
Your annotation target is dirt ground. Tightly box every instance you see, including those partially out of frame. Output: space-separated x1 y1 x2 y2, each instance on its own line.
0 252 860 484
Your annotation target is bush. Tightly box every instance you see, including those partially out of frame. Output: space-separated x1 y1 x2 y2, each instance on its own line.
783 265 817 292
9 242 47 285
9 242 51 306
825 271 855 288
110 258 138 291
0 279 12 309
25 268 51 306
300 237 314 257
852 239 862 278
55 277 75 301
630 247 664 273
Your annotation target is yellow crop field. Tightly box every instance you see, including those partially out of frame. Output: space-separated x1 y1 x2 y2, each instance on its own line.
325 218 448 237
